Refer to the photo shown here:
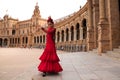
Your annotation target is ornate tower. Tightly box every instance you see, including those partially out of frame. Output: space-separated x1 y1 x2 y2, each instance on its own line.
29 2 42 47
31 2 41 26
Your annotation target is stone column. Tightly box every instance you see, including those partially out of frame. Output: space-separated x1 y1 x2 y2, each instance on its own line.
20 36 23 47
74 27 77 51
28 34 32 47
108 0 120 49
74 27 77 41
68 30 71 51
59 32 61 42
64 30 66 42
7 38 9 47
69 30 71 42
93 0 99 48
80 27 83 40
55 32 57 43
87 0 94 51
10 38 12 47
98 0 110 54
99 0 106 22
24 37 26 45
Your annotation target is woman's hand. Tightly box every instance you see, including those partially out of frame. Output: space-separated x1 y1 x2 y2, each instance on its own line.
41 27 44 30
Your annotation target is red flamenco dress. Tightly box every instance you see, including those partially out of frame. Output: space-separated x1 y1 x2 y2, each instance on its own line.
38 27 63 73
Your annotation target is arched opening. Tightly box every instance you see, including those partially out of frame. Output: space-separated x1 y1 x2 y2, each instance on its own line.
0 38 2 47
57 32 60 42
12 29 16 35
13 38 14 44
18 38 20 44
71 26 74 41
26 37 28 44
76 23 80 40
40 36 42 43
82 19 87 39
15 38 17 44
4 38 8 46
61 30 64 42
23 37 25 44
43 35 45 43
66 28 69 41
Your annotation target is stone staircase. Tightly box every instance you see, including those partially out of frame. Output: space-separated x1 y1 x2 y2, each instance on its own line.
106 46 120 59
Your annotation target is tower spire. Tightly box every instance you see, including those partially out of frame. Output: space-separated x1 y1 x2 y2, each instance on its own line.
32 2 41 18
6 9 8 15
36 2 38 6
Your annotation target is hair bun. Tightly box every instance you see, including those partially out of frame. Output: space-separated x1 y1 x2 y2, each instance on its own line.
47 16 54 24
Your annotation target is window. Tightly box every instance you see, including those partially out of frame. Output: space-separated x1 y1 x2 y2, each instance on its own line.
12 30 15 35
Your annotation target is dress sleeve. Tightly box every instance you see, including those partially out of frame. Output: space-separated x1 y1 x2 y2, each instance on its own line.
41 27 56 33
41 27 47 33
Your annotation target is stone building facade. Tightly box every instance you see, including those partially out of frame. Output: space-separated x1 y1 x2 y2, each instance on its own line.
0 3 47 48
0 0 120 54
54 0 120 54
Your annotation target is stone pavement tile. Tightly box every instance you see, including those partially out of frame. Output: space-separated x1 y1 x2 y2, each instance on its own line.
46 73 62 80
76 67 93 75
1 48 120 80
11 66 38 80
32 72 62 80
94 71 120 80
61 71 81 80
61 63 75 72
106 67 120 78
79 74 101 80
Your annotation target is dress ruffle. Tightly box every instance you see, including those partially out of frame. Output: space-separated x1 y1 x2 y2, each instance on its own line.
39 48 60 62
38 48 63 72
38 61 63 72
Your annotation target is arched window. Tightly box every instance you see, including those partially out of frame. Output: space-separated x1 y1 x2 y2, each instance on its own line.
12 29 16 35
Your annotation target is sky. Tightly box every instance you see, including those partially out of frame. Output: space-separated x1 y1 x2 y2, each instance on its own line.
0 0 87 21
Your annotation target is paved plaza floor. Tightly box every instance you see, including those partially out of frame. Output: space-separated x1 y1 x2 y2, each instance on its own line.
0 48 120 80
